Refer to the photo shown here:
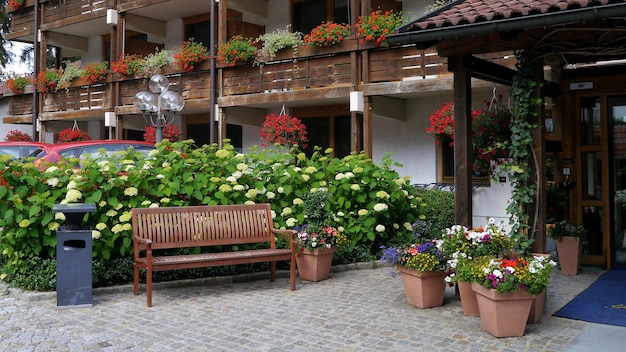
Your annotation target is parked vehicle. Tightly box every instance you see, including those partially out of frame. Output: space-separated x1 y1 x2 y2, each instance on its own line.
0 142 50 159
29 140 155 164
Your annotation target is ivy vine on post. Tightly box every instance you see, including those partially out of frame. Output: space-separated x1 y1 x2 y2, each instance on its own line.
504 51 543 253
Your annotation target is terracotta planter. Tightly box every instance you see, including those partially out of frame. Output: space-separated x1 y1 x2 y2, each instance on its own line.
527 288 546 324
457 280 480 316
397 267 447 308
555 236 582 275
472 282 535 337
296 247 337 282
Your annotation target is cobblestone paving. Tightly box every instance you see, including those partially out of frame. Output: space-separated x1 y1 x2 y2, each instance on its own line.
0 263 611 351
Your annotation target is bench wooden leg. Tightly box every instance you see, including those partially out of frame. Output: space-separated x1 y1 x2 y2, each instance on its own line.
146 267 153 307
290 256 296 291
270 261 276 282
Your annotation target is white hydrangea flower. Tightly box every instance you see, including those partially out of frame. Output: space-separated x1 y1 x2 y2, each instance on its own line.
351 184 360 191
161 198 171 204
65 189 82 202
266 191 276 199
156 174 165 179
233 185 245 191
277 187 284 193
67 180 77 190
226 176 237 183
47 178 59 187
236 163 248 171
219 184 233 192
45 166 59 173
373 203 388 212
375 224 385 232
358 209 368 216
286 218 297 227
281 207 292 216
96 222 107 231
335 173 345 180
293 198 303 205
92 230 101 239
124 187 138 197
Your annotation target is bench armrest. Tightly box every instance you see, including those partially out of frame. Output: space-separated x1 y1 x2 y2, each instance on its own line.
133 236 153 259
272 228 297 251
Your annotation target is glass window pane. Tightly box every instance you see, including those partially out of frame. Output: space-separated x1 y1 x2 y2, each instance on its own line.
583 206 603 256
293 0 326 34
580 97 601 145
581 151 602 200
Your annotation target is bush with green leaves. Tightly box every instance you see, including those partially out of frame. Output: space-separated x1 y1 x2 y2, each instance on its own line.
0 141 426 286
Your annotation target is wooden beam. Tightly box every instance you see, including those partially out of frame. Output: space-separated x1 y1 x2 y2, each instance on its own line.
530 62 547 254
46 31 88 52
450 54 473 227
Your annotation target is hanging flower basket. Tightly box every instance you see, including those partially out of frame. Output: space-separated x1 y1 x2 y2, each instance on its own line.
143 125 182 144
57 124 92 143
259 112 308 148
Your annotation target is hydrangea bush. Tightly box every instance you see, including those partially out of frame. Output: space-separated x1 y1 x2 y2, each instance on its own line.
0 140 425 283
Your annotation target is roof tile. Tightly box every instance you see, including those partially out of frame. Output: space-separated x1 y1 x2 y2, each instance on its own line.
408 0 614 31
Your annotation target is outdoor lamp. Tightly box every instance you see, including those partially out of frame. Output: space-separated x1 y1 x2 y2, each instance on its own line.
133 74 184 143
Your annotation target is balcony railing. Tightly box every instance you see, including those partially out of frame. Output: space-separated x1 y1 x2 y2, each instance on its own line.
4 42 517 122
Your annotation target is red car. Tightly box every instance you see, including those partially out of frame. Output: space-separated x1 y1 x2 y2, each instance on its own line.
29 140 155 164
0 141 50 160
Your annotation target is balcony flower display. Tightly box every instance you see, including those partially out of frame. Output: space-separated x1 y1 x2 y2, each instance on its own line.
217 35 257 66
5 76 32 94
4 130 33 142
173 38 209 73
81 62 109 84
35 69 61 96
304 21 352 48
57 126 92 143
8 0 24 11
355 9 404 46
259 112 308 148
425 97 512 175
255 26 303 62
111 54 146 76
143 125 182 144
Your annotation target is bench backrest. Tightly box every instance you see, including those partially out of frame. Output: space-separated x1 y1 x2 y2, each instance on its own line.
132 204 277 250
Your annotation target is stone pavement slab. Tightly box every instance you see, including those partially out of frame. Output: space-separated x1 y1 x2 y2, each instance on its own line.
0 263 622 351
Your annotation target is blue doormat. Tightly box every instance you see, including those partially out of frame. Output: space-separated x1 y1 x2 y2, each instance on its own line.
553 268 626 327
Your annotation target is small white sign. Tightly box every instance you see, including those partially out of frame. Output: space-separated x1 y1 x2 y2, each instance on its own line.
569 82 593 90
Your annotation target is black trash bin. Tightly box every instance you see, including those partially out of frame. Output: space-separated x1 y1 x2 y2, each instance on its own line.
53 203 96 308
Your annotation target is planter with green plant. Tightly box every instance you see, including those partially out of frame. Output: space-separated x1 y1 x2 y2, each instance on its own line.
548 220 586 275
255 26 303 64
217 35 257 66
5 76 32 95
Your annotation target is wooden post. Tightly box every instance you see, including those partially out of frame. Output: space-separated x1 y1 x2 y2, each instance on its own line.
530 62 547 253
450 55 473 227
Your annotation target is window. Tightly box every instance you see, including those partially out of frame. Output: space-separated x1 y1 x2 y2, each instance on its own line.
294 105 351 158
292 0 350 34
440 137 490 183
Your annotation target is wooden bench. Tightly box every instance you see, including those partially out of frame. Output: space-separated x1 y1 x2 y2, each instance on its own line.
131 203 297 307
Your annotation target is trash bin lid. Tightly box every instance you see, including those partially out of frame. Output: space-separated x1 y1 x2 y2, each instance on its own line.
53 203 97 229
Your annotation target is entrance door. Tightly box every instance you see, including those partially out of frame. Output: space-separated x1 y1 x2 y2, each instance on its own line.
576 94 626 268
609 96 626 266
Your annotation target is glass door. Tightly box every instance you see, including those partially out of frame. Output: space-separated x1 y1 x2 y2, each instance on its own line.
610 95 626 266
578 96 606 266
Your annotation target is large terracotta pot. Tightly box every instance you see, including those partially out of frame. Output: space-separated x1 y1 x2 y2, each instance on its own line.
472 282 535 337
457 281 480 316
296 247 337 282
528 288 546 324
397 266 447 308
555 236 582 275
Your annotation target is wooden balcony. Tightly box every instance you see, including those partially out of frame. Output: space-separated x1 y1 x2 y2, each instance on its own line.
3 41 517 124
7 0 112 40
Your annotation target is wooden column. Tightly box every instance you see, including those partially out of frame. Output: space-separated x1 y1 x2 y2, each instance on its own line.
530 62 547 253
450 55 473 227
363 96 373 158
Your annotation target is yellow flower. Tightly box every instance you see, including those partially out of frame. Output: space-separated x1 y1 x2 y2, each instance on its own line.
215 149 230 158
19 219 30 228
358 209 368 216
219 184 233 192
96 222 107 231
293 198 303 205
119 212 132 222
48 222 60 231
106 210 118 217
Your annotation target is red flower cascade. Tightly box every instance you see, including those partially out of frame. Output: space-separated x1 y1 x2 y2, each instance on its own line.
259 113 308 148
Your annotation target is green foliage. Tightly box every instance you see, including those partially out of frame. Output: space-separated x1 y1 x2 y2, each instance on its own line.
548 220 587 241
414 188 455 238
143 49 174 76
57 62 83 89
0 141 425 287
503 52 542 253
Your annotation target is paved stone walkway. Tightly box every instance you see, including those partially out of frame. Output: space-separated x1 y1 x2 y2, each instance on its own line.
0 263 617 351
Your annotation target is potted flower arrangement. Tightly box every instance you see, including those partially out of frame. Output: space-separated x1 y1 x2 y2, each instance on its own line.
36 69 61 96
81 61 109 84
355 9 404 46
57 126 92 143
217 35 257 66
255 25 303 63
440 219 514 315
259 112 309 149
548 220 586 275
380 238 448 308
143 125 182 144
5 76 32 94
380 220 449 308
304 21 352 48
425 97 513 175
4 130 33 142
294 190 342 282
111 54 146 77
471 255 556 337
173 38 209 73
